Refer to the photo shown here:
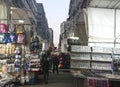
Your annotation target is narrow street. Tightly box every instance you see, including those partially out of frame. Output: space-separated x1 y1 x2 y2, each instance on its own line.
21 71 74 87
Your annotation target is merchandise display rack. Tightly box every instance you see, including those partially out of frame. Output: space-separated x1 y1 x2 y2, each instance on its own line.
0 22 27 86
0 1 40 86
70 45 113 75
70 45 116 87
70 45 91 72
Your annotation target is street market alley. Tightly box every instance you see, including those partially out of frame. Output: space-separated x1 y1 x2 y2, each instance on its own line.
21 71 74 87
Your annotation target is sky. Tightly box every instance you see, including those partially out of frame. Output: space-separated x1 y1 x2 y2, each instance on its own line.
36 0 70 47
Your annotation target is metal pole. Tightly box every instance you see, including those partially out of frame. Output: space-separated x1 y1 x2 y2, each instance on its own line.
114 9 116 48
6 0 11 24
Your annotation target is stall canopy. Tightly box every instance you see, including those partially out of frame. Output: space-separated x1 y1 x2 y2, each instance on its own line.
88 0 120 9
87 0 120 47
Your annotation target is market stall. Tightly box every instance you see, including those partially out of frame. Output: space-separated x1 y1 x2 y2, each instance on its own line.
0 0 41 86
70 45 120 87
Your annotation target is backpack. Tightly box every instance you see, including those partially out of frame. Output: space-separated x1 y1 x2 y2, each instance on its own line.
0 23 7 33
16 25 25 33
8 24 15 33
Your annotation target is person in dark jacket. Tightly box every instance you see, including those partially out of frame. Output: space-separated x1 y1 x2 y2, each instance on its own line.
41 52 49 84
52 54 59 75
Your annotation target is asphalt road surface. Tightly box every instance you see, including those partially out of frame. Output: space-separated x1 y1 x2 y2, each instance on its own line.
21 71 74 87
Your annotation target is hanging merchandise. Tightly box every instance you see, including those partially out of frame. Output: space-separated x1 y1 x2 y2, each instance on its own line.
17 33 26 44
14 47 22 55
7 64 14 73
16 25 25 33
30 36 40 54
87 77 109 87
0 44 6 54
8 24 16 33
24 61 30 72
14 47 22 74
30 30 34 37
33 42 39 48
0 23 7 33
15 55 22 59
7 33 17 43
32 36 39 42
30 42 34 51
14 59 21 66
0 33 7 43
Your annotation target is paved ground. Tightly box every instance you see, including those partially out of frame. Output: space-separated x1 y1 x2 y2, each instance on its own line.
20 71 74 87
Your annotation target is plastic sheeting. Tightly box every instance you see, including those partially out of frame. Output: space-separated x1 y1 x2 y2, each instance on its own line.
88 7 120 47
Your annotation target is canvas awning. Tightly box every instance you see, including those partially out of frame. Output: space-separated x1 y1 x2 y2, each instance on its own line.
88 0 120 9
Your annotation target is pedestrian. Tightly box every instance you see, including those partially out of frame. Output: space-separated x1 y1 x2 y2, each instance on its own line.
52 54 59 75
41 51 50 84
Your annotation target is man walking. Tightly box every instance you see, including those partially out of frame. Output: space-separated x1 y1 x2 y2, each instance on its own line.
41 52 49 84
52 54 59 75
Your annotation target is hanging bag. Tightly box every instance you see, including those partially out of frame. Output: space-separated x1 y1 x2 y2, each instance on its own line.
32 36 39 42
0 23 7 33
0 33 7 43
30 42 34 51
16 25 25 33
8 33 17 43
8 24 15 33
17 33 26 44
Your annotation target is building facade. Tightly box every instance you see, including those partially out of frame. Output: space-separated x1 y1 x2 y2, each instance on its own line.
48 28 53 46
36 3 50 40
59 21 71 52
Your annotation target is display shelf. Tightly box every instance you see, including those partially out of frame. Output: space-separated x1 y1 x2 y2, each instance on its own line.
70 45 114 78
92 46 113 54
91 52 112 54
70 51 91 54
71 53 91 60
91 68 112 71
113 48 120 54
112 54 120 60
91 62 112 69
71 67 91 70
91 60 112 62
71 58 91 61
70 46 91 72
91 53 112 61
70 45 91 53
